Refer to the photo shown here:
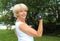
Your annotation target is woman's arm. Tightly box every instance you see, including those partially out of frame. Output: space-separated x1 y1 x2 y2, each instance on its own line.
19 19 43 37
37 19 43 37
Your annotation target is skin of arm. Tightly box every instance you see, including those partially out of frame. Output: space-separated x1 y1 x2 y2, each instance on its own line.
19 19 43 37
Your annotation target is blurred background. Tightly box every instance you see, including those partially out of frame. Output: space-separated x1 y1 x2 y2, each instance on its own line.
0 0 60 41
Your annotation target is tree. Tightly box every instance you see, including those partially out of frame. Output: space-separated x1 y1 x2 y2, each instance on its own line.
0 0 60 34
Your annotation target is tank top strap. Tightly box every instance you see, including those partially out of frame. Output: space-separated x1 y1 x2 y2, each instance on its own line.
15 21 24 27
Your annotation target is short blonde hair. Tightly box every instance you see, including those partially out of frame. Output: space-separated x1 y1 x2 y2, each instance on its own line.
12 3 28 17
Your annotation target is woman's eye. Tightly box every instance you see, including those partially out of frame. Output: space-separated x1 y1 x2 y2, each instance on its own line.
20 10 23 12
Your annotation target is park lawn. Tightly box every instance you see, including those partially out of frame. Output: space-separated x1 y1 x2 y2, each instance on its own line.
0 30 60 41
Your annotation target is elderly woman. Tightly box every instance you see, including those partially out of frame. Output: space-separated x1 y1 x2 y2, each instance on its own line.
12 3 43 41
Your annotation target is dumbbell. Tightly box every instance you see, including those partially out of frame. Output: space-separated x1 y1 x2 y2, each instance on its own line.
36 13 43 20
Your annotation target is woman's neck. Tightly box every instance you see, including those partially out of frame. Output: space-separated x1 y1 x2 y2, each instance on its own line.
17 18 25 23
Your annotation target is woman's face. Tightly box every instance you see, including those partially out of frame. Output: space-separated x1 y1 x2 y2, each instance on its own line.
17 8 27 19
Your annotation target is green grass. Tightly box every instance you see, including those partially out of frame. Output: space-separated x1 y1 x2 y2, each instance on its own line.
0 30 60 41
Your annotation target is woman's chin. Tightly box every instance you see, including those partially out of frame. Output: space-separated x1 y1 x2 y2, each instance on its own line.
22 17 26 19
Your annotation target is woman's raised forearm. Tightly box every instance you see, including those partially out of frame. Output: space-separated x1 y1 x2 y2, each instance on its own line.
37 19 43 37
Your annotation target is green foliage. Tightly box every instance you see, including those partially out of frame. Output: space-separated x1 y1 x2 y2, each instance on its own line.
0 0 60 26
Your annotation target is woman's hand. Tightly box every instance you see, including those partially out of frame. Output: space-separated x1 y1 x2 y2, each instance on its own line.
37 13 43 20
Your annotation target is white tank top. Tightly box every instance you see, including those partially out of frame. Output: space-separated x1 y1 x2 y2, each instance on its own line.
15 21 34 41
